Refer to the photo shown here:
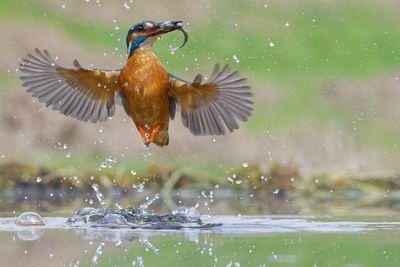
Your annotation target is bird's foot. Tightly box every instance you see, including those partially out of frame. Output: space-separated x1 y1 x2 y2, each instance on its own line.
148 125 161 143
138 125 161 147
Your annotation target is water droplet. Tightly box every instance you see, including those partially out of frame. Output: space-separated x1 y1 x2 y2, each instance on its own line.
123 0 132 9
16 212 45 226
91 183 106 208
241 162 249 168
139 192 160 211
233 54 240 63
140 238 160 255
99 162 107 169
272 188 280 194
106 156 117 163
137 183 144 193
269 41 275 47
91 242 105 265
36 177 42 183
130 169 137 175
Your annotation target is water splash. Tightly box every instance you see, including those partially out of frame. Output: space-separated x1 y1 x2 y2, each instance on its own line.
68 205 219 230
98 214 128 225
91 183 106 209
140 237 160 254
139 193 160 211
91 242 105 265
172 207 201 223
16 212 45 226
68 187 220 230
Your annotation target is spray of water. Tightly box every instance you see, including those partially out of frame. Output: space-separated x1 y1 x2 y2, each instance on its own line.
91 183 106 209
139 192 161 211
91 242 105 265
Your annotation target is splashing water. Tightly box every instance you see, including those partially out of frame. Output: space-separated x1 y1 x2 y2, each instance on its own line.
139 192 161 211
172 207 201 223
91 242 105 265
115 202 123 210
16 212 45 226
91 183 106 209
140 238 160 254
66 184 220 230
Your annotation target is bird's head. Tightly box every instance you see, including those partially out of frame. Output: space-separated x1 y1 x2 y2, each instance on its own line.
126 20 186 58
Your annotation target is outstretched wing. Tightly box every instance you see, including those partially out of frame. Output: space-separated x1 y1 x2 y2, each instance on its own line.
168 64 252 135
19 49 121 123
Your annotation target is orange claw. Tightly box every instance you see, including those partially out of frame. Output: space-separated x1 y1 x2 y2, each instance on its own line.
138 125 160 146
138 125 148 143
149 125 161 143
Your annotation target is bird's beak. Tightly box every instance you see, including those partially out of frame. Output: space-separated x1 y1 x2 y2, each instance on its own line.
146 21 184 37
144 21 188 51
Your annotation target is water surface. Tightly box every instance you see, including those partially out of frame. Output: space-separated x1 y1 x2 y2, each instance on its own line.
1 215 400 267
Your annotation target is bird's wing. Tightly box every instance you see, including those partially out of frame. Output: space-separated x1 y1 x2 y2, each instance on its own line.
19 49 121 123
168 64 252 135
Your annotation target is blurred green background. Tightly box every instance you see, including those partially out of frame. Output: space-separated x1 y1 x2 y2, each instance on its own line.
2 2 400 266
1 0 400 178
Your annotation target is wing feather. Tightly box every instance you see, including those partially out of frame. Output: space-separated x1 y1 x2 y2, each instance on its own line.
19 49 121 123
168 64 252 136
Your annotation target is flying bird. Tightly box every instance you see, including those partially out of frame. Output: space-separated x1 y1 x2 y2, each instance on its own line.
19 20 252 147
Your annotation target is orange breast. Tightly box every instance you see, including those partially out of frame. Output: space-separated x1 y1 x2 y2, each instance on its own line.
119 50 170 130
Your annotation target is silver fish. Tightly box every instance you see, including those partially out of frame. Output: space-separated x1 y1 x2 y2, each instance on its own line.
171 27 189 52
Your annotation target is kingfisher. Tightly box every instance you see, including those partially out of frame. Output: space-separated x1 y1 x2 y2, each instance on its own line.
19 20 252 147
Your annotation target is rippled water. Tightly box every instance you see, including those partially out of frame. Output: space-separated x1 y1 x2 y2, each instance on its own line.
2 215 400 234
2 185 400 266
1 215 400 266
